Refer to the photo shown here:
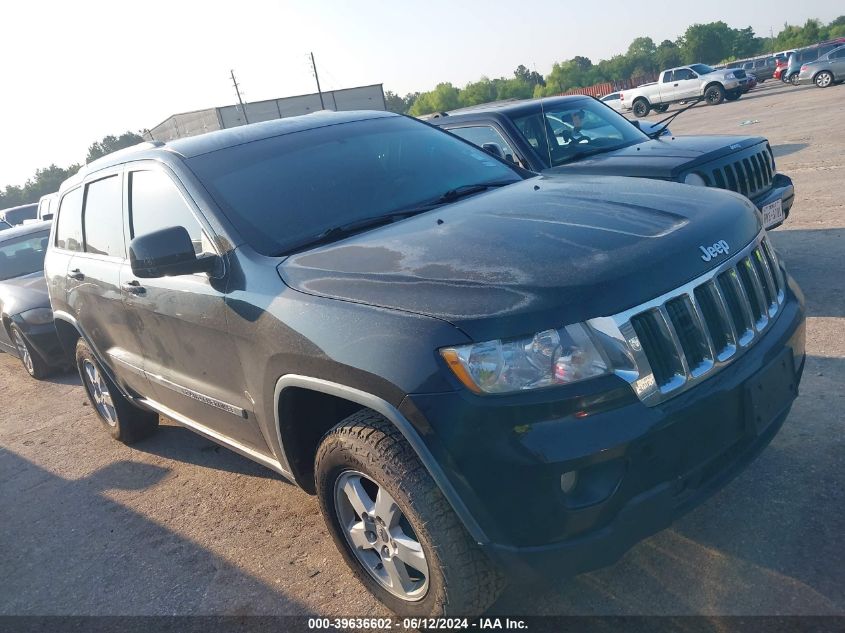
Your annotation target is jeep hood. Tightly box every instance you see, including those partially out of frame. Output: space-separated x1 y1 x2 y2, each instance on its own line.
545 136 767 180
278 176 761 342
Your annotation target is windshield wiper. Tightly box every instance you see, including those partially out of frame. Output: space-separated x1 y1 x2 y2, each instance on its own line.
646 97 704 139
436 180 516 202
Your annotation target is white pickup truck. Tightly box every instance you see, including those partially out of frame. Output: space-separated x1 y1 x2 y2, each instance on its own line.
620 63 749 117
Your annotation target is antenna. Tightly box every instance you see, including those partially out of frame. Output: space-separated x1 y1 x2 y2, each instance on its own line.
310 52 326 110
230 69 250 124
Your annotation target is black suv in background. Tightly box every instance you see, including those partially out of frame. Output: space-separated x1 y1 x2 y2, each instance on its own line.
429 96 794 230
45 111 805 616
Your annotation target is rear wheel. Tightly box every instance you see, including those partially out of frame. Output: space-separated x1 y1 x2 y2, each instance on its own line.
790 73 800 86
725 91 741 101
10 324 50 380
76 338 158 443
814 71 833 88
654 105 669 113
315 409 504 616
632 99 650 118
704 84 726 105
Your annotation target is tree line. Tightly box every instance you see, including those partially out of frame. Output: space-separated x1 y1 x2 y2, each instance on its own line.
387 16 845 117
0 132 144 209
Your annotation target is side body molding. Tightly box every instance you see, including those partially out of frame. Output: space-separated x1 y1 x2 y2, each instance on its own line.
273 374 489 545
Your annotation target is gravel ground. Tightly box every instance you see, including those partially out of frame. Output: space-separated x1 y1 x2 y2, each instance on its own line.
1 80 843 617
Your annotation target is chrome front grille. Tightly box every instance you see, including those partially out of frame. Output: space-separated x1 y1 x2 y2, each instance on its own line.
709 146 775 198
589 233 785 406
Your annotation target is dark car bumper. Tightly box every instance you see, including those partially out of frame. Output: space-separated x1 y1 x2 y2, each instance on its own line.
751 173 794 230
10 317 66 368
402 275 805 579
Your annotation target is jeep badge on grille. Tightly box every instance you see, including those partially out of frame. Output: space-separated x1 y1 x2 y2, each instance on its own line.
699 240 730 262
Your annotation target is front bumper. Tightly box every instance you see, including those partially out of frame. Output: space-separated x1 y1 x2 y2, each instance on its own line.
751 173 794 229
401 275 805 579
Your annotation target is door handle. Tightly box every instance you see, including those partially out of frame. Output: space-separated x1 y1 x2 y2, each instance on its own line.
121 280 146 295
674 83 679 87
68 268 84 280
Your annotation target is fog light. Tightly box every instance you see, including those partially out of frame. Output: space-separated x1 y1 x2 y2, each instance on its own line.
560 471 579 493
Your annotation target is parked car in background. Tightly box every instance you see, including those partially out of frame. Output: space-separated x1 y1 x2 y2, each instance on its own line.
0 203 38 226
742 56 776 82
599 92 626 112
798 45 845 88
37 192 58 221
44 110 805 616
743 73 758 92
430 96 793 229
784 39 845 84
0 219 12 232
620 64 748 117
0 221 64 378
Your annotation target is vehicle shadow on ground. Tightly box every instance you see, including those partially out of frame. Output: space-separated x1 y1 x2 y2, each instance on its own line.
130 423 293 483
489 353 844 615
771 143 809 158
0 449 313 615
769 227 845 318
42 367 81 386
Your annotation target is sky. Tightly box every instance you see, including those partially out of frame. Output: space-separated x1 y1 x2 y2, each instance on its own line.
1 0 840 189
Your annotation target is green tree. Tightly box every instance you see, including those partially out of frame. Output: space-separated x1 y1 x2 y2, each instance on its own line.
679 21 735 63
655 39 683 69
0 163 81 208
409 83 460 116
383 91 419 114
86 131 144 164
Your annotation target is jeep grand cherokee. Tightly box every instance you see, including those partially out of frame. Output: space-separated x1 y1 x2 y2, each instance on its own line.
44 111 806 616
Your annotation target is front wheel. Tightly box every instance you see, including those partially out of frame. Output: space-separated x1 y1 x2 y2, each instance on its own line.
815 71 833 88
632 99 650 118
10 324 50 379
704 84 726 105
725 92 741 101
315 410 504 616
654 105 669 113
76 338 158 443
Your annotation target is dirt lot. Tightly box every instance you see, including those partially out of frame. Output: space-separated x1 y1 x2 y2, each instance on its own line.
1 80 843 617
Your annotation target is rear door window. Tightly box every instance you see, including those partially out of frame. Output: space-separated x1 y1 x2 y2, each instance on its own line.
55 187 84 251
447 126 516 160
83 175 125 258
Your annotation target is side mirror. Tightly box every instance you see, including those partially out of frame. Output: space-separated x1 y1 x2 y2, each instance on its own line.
129 226 217 278
481 142 505 160
631 120 642 130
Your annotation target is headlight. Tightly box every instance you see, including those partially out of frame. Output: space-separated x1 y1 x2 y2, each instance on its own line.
19 308 53 325
440 324 610 394
725 72 735 79
684 173 707 186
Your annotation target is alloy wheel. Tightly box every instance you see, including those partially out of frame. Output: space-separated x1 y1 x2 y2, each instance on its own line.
334 470 429 601
82 359 117 426
816 73 832 88
12 329 33 375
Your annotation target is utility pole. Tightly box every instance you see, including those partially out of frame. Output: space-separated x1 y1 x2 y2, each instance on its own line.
310 52 325 110
770 27 775 54
230 69 249 124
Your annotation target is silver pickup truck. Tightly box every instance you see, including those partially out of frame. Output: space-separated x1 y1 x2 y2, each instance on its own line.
621 63 749 117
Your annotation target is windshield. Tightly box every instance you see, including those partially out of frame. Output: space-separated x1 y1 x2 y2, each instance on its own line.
508 98 648 169
689 64 716 75
0 230 50 280
187 116 522 255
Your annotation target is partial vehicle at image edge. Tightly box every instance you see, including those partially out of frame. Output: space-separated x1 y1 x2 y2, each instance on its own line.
0 221 65 379
44 111 806 616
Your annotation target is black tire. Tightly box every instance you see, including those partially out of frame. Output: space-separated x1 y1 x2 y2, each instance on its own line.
704 84 726 105
814 71 833 88
9 324 51 380
654 105 669 113
790 73 800 86
75 338 158 443
632 99 650 118
315 410 504 617
725 92 741 101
